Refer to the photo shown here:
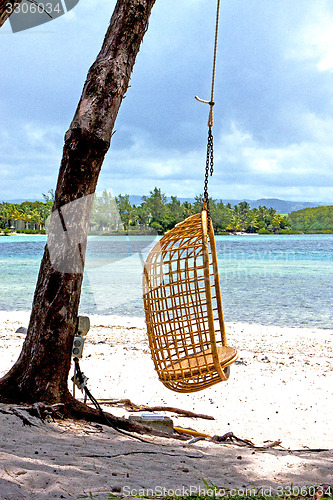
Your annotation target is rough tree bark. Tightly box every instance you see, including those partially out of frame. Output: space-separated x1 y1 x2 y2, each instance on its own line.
0 0 23 28
0 0 157 428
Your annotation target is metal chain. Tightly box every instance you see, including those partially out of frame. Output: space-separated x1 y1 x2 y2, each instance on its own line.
204 126 214 226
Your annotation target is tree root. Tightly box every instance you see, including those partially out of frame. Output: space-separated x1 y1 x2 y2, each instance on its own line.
64 394 176 441
0 391 187 440
0 402 65 426
1 400 329 453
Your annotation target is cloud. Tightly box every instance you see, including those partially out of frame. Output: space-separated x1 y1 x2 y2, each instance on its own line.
95 117 333 203
0 123 62 200
286 1 333 72
0 0 332 203
213 121 333 199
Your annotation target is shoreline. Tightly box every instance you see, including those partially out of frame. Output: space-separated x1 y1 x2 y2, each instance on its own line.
1 310 332 449
1 231 333 237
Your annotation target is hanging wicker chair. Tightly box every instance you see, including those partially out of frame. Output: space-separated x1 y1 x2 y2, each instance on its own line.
143 209 238 393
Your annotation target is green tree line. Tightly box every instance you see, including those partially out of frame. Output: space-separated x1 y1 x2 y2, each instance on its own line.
2 188 331 235
0 198 53 233
288 205 333 233
91 187 292 234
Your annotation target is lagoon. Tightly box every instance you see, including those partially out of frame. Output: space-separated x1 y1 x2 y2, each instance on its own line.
0 234 332 329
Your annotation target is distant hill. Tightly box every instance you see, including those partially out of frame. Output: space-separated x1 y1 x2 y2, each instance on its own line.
1 198 43 204
127 195 327 214
248 198 327 214
289 205 333 232
2 195 329 215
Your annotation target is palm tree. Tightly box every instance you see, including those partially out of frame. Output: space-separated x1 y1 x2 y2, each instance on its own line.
0 203 14 229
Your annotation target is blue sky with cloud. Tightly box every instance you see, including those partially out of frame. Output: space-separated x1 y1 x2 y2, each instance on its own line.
1 0 332 202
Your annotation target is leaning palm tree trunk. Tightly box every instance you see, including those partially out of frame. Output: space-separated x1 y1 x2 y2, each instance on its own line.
0 0 156 431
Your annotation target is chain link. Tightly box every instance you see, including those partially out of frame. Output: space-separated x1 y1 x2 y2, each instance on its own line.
203 127 214 227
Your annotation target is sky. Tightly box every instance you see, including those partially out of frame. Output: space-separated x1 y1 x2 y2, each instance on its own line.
1 0 333 203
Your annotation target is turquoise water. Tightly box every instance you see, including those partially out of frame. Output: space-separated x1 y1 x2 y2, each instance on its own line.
0 234 332 329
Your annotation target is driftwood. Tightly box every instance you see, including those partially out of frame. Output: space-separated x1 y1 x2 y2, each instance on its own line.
212 431 256 446
93 398 215 420
211 432 330 453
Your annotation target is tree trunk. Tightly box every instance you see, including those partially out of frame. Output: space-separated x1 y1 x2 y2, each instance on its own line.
0 0 156 411
0 0 23 28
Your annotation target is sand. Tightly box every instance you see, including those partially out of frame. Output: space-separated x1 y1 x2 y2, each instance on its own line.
0 311 332 499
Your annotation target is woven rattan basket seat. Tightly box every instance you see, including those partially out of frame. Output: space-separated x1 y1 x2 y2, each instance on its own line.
143 209 238 393
167 345 238 380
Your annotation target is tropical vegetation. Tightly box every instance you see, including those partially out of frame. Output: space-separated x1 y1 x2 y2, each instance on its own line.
1 188 331 235
288 205 333 233
0 199 53 234
91 187 292 234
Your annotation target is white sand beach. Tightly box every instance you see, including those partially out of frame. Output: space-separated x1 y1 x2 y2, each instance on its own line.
0 310 332 499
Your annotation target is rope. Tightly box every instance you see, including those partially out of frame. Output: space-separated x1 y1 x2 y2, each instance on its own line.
73 357 148 443
195 0 221 128
209 0 221 128
195 0 221 222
